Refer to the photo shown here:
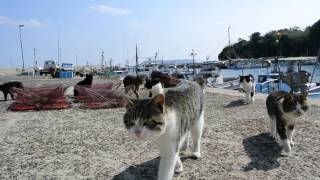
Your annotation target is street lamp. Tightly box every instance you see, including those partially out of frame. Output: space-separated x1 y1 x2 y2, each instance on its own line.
154 51 158 70
190 49 197 77
18 24 25 71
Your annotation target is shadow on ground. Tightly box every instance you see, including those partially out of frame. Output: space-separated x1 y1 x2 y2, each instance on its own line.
242 132 282 171
224 99 247 108
112 157 159 180
112 156 197 180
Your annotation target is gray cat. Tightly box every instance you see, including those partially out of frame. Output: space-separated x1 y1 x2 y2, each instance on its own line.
266 91 308 154
122 81 204 180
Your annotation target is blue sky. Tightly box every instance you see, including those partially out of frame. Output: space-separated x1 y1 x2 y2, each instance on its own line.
0 0 319 68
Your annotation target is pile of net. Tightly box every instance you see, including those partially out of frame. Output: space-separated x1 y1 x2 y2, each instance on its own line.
74 83 125 109
151 71 181 87
8 85 71 111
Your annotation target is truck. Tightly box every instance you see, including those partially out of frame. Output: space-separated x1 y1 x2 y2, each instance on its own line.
39 60 59 76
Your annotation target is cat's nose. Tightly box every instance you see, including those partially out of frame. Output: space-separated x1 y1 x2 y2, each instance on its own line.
135 129 142 137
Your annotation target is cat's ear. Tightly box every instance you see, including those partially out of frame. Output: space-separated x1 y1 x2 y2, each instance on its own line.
150 94 165 113
121 94 134 108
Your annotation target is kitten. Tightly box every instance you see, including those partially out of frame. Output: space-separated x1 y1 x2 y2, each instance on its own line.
74 74 93 96
123 75 145 98
122 81 204 180
266 91 308 154
239 74 255 103
0 81 24 101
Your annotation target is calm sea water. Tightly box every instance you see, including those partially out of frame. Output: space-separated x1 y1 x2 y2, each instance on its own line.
220 65 320 98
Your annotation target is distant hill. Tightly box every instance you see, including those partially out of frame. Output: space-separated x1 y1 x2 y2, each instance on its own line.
218 19 320 60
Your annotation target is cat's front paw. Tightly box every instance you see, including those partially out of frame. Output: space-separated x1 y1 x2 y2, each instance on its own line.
290 140 295 147
269 132 277 139
174 165 183 174
174 158 183 174
282 139 291 153
191 151 201 159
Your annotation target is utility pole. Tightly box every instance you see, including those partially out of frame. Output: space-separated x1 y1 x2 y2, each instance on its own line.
18 25 25 71
33 48 37 76
101 51 104 70
109 58 113 70
75 55 78 67
126 59 129 68
154 51 158 70
135 43 138 75
190 49 197 77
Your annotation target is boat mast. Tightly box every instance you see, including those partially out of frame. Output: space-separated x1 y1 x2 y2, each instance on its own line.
135 43 138 75
227 26 231 60
190 49 197 77
228 26 231 48
58 30 61 66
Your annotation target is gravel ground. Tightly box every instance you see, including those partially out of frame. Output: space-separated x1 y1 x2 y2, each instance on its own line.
0 76 319 179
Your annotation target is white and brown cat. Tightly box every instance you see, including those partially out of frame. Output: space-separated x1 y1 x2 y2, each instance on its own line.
239 74 255 104
266 91 308 154
122 81 204 180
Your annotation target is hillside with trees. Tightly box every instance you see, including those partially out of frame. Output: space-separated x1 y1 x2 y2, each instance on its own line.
218 19 320 60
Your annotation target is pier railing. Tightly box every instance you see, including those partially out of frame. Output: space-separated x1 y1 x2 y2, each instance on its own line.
256 79 280 93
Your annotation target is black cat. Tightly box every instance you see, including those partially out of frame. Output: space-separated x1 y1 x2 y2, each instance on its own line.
74 74 93 96
0 81 24 101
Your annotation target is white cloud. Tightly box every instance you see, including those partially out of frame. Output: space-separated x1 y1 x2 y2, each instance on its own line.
0 16 47 28
90 4 132 15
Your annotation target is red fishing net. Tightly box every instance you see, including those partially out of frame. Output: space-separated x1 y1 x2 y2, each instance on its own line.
8 85 71 111
74 83 125 109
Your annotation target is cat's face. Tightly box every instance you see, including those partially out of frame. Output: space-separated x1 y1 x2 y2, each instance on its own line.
239 75 252 83
281 93 308 116
122 95 166 140
86 74 93 80
137 75 145 85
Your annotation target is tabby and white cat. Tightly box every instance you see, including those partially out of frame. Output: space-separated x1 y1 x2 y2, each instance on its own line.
266 91 308 154
239 74 255 103
122 81 204 180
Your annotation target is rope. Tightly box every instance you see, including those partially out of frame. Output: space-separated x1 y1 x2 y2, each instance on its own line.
308 63 319 93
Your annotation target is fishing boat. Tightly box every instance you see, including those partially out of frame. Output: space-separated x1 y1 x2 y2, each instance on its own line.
255 57 320 97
